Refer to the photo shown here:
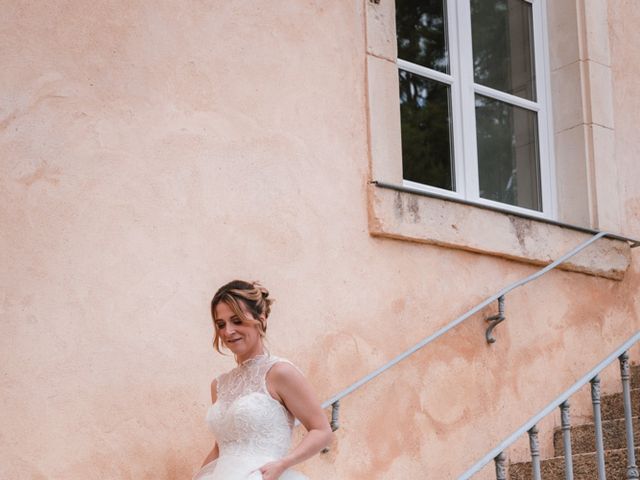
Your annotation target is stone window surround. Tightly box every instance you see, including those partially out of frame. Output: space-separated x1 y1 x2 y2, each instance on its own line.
365 0 630 280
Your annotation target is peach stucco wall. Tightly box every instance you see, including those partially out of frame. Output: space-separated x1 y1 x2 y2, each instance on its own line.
1 1 639 479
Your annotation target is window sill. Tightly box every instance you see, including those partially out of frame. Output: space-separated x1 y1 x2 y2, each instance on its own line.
367 182 631 280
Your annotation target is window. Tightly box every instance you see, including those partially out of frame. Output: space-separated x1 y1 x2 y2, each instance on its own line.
396 0 554 218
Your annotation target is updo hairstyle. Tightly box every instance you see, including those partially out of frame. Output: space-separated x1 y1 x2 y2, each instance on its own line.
210 280 274 353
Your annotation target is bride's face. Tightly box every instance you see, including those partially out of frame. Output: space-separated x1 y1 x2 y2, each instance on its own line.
214 300 263 359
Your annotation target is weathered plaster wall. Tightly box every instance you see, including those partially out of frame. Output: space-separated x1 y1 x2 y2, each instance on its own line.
1 1 639 479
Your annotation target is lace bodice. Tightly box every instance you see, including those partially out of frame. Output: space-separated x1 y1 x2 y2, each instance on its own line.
206 354 296 459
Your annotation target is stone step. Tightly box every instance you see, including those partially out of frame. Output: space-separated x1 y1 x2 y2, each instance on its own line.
632 364 640 389
509 446 640 480
595 364 640 389
507 365 640 479
553 416 640 456
602 388 640 421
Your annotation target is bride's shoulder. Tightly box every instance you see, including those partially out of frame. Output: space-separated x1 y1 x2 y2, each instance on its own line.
267 354 301 370
209 367 234 401
265 357 319 412
266 357 305 385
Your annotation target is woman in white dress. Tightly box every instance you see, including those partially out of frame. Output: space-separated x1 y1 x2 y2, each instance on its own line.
193 280 334 480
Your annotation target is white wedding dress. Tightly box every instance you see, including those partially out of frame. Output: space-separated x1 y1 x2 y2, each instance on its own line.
193 354 309 480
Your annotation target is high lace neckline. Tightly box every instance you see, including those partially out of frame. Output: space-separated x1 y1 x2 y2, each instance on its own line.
237 352 270 367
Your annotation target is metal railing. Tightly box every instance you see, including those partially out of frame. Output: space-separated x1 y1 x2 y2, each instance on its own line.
460 331 640 479
321 232 637 410
318 231 640 472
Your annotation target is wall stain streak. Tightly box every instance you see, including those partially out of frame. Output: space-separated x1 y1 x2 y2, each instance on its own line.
17 162 62 187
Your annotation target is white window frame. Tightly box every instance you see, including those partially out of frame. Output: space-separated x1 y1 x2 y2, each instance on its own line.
397 0 556 219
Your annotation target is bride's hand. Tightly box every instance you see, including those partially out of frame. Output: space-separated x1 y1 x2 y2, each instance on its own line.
256 459 287 480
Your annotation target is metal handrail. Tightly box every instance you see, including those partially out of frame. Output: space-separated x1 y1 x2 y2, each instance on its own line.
321 231 638 409
458 330 640 479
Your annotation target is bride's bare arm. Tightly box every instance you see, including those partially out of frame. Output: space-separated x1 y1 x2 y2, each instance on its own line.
200 443 219 467
200 379 220 467
258 363 333 479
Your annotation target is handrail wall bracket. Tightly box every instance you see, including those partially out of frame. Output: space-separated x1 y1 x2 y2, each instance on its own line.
320 400 341 454
486 295 506 344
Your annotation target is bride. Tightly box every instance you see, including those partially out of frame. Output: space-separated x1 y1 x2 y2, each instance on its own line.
193 280 334 480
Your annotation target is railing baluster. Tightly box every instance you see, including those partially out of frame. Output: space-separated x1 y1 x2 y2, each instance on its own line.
620 352 639 479
529 425 542 480
591 375 607 480
561 401 574 479
494 451 506 480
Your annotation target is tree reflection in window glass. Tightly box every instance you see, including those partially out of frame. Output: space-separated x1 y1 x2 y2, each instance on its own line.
471 0 536 100
475 94 541 210
399 70 454 191
396 0 449 73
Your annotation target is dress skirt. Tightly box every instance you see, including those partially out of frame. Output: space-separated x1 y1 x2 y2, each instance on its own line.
193 453 308 480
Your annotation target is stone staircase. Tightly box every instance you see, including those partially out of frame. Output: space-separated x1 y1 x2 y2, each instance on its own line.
509 365 640 480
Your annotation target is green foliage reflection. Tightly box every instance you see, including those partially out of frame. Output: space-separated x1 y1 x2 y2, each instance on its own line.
399 70 454 191
396 0 448 73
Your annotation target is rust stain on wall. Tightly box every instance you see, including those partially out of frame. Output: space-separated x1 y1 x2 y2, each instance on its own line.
362 383 422 477
17 161 62 187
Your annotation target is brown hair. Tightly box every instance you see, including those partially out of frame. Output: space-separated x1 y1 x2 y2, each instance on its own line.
210 280 274 353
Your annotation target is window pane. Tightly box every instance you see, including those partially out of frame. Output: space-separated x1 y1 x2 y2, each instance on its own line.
475 95 541 210
399 69 454 191
471 0 536 100
396 0 449 74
